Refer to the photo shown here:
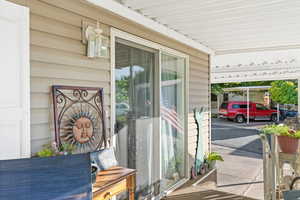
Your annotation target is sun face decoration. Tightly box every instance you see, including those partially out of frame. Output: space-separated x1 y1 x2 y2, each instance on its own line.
60 105 103 153
73 117 93 144
52 86 106 154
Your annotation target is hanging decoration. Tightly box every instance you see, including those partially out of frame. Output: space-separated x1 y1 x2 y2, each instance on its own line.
52 85 107 153
82 21 109 58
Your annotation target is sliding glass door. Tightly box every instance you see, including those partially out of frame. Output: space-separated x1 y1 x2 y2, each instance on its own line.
160 53 186 191
115 39 159 199
114 36 186 198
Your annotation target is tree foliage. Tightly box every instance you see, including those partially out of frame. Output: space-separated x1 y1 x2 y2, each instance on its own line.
116 77 129 103
211 81 273 95
212 80 298 105
269 80 298 104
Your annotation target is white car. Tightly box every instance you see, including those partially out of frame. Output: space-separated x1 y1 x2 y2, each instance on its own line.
116 103 129 115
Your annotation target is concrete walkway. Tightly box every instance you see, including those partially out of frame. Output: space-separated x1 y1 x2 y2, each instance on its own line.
212 145 264 200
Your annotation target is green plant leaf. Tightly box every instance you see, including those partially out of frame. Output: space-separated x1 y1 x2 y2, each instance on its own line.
207 152 224 162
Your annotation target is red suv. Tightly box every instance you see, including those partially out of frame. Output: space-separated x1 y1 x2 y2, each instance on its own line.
219 101 278 123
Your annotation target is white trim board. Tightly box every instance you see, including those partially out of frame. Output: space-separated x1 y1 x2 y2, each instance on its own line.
111 28 190 59
86 0 214 55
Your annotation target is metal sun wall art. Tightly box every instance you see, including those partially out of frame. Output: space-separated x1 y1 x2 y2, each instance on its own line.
52 85 106 153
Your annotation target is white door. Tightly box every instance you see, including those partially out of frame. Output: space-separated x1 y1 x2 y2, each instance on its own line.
0 0 30 160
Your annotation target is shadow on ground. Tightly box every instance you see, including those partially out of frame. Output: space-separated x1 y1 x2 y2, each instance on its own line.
230 139 263 158
218 181 263 188
212 118 265 158
163 190 257 200
212 125 259 141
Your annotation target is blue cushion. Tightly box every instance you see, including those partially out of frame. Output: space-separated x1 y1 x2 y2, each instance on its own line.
283 190 300 200
90 147 118 171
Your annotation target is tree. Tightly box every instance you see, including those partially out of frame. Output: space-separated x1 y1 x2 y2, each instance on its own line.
116 77 129 103
211 84 224 95
269 80 298 105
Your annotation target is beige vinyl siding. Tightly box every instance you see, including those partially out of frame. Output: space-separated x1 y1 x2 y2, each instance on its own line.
9 0 210 168
5 0 111 153
188 56 210 169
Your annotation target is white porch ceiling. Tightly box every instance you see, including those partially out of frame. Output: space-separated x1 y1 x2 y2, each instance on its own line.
116 0 300 54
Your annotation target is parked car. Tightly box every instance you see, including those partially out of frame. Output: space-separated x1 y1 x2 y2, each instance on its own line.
219 101 278 123
116 103 130 116
278 109 298 120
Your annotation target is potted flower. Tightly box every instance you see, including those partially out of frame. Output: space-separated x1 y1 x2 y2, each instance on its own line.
36 142 75 157
206 152 224 170
261 124 300 153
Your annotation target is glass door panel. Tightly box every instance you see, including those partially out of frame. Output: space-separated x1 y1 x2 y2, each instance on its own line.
115 39 158 198
160 53 186 191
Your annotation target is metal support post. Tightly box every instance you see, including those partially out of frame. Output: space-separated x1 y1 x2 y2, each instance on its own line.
247 88 250 124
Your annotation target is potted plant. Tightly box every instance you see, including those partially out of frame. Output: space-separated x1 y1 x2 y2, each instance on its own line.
36 142 75 157
261 124 300 153
206 152 224 170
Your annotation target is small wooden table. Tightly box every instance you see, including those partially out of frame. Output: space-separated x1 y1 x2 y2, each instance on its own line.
92 166 136 200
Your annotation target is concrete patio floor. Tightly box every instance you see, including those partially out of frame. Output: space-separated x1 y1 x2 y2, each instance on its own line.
164 189 257 200
213 145 263 200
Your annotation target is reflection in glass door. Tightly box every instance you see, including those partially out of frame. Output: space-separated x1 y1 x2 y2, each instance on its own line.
115 39 158 199
160 53 186 191
114 36 186 198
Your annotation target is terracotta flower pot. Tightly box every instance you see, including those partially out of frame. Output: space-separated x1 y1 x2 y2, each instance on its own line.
277 136 299 153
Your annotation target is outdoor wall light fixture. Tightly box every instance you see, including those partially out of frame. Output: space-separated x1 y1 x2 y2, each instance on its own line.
82 21 109 58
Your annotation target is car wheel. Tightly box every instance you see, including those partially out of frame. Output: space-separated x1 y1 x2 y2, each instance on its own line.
271 114 278 122
235 115 245 123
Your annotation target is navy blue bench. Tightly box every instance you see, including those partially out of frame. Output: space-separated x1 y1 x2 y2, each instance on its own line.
0 153 92 200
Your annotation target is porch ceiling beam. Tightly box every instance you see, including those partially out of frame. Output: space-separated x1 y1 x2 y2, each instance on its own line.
216 44 300 55
86 0 214 55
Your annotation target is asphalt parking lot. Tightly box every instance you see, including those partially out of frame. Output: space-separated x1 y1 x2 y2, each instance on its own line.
211 118 275 155
211 118 275 199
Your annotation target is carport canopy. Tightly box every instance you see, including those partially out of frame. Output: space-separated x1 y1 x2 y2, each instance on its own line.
212 49 300 121
212 49 300 83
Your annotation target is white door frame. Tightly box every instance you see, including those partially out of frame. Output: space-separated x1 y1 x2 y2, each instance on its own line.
110 28 190 195
0 0 30 159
